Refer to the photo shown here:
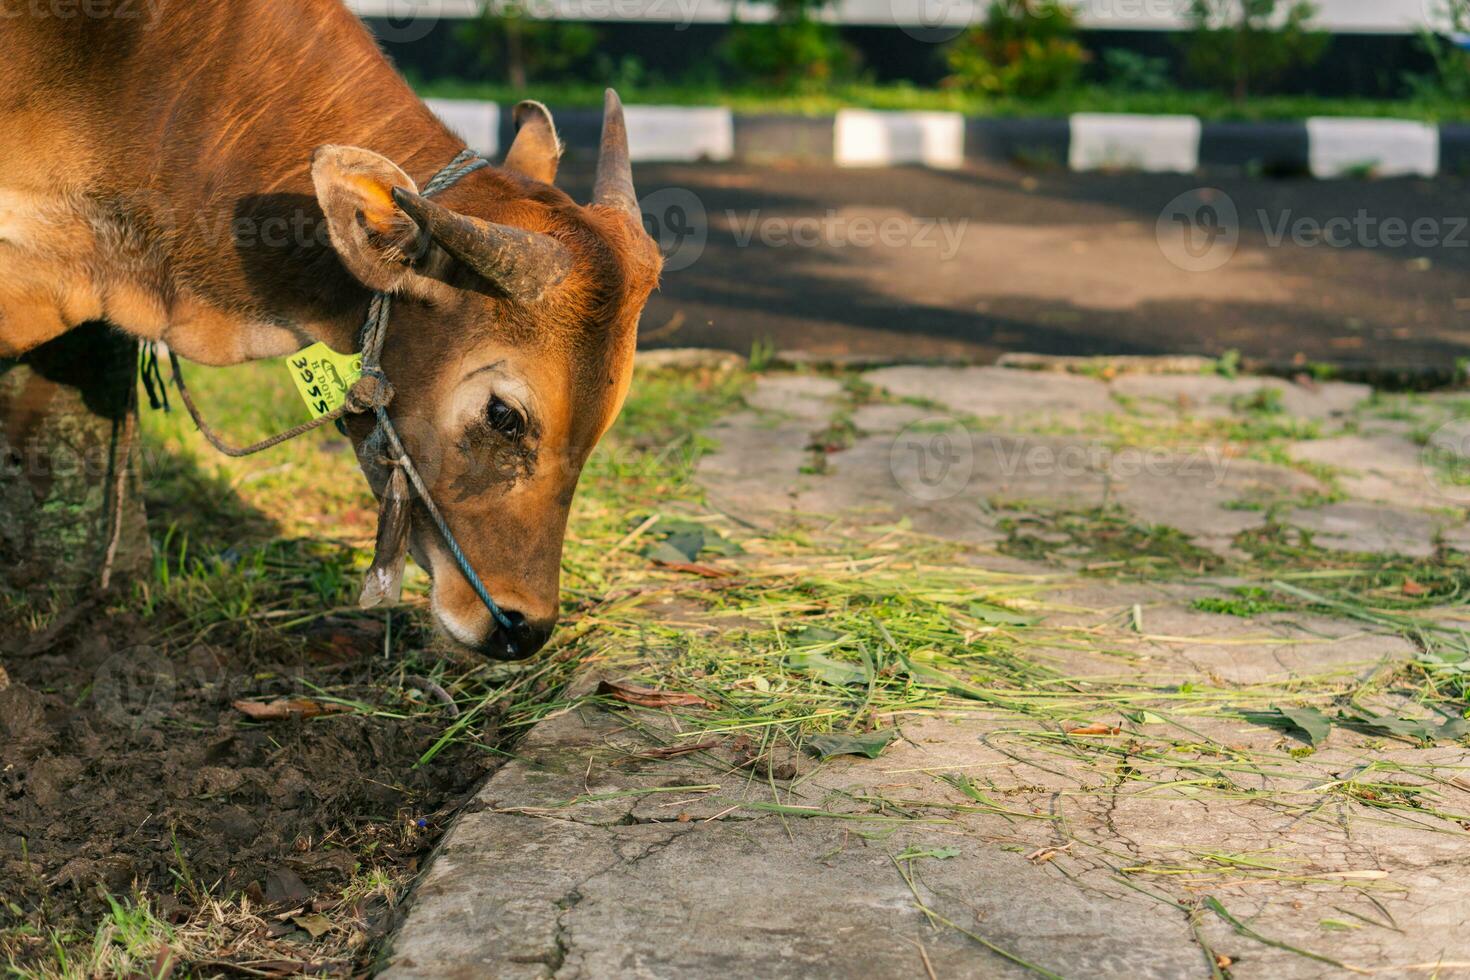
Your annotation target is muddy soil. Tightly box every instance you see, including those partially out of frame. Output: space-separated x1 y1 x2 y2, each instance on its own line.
0 606 499 975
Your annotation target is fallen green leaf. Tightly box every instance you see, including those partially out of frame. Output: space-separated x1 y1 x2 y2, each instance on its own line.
787 650 867 686
896 846 960 861
1240 706 1332 746
643 540 696 565
967 601 1036 627
806 730 897 760
1338 707 1468 743
1279 706 1332 747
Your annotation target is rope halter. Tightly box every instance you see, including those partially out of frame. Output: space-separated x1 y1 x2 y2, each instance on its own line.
165 148 520 651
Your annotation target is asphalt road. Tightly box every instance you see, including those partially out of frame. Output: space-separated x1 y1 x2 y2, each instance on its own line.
565 161 1470 372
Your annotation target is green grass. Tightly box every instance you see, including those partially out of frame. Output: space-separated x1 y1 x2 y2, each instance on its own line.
4 356 750 977
13 357 1470 976
7 892 176 980
415 78 1470 123
998 506 1224 578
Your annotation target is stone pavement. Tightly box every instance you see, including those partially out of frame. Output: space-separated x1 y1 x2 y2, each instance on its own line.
384 360 1470 979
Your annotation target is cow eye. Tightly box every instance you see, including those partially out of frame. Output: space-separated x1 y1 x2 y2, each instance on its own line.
486 397 526 440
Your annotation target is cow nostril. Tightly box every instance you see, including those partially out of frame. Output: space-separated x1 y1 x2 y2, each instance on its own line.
479 610 553 660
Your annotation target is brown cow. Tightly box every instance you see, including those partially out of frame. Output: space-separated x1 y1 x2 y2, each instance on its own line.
0 0 662 657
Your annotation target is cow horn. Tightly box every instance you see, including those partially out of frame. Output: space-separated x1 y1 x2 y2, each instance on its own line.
592 88 640 225
391 187 570 301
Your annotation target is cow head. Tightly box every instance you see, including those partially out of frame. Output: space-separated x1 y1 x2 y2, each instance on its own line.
309 90 660 659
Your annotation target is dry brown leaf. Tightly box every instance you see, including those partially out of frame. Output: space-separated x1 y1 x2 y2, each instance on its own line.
1065 722 1122 736
597 680 713 709
1024 843 1074 864
233 699 352 721
634 739 722 759
650 559 731 578
1402 579 1430 597
292 913 336 939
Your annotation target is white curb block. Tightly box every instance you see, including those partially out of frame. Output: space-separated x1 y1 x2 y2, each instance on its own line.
1069 113 1201 173
1306 117 1440 178
624 106 734 162
834 109 965 169
425 98 501 157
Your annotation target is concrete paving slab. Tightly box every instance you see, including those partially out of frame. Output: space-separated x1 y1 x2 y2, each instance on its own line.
1110 374 1370 422
1123 606 1413 684
865 366 1116 421
386 363 1470 979
697 410 818 520
386 679 1470 979
1287 501 1447 557
1287 433 1454 512
743 374 846 422
1109 456 1320 554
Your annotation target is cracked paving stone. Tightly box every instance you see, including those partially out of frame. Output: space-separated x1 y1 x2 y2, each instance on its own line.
383 365 1470 979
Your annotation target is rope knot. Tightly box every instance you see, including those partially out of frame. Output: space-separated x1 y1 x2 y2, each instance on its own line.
346 370 395 414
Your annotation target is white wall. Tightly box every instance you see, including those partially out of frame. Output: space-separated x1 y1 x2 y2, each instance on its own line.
348 0 1434 33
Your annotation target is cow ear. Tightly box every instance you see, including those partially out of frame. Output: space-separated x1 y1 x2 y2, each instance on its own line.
311 145 424 293
502 101 561 183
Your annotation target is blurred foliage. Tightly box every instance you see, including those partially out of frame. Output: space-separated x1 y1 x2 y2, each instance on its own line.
1100 48 1172 93
943 1 1090 98
1178 0 1328 102
721 0 858 90
1404 0 1470 101
457 0 599 91
418 76 1470 122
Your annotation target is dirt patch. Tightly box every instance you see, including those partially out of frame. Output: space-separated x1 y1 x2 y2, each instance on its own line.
0 605 502 975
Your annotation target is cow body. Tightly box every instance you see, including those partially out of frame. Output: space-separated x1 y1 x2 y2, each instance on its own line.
1 0 467 363
0 1 662 656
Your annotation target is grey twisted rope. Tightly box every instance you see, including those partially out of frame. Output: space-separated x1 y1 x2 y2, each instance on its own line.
166 150 518 645
169 354 353 457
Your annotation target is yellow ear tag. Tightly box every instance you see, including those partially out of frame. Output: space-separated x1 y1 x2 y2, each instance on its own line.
288 343 363 419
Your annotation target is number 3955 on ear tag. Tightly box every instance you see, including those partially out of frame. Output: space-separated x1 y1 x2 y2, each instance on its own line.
288 343 363 419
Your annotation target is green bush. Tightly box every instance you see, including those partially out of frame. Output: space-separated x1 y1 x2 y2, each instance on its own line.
721 1 857 90
943 1 1089 99
1101 49 1171 93
1178 0 1328 101
456 0 598 91
1405 0 1470 101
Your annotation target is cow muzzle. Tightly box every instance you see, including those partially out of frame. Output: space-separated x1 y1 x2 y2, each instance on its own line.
474 610 554 661
356 467 554 659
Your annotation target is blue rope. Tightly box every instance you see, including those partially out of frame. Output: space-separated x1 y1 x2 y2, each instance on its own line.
155 148 518 649
355 152 519 647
